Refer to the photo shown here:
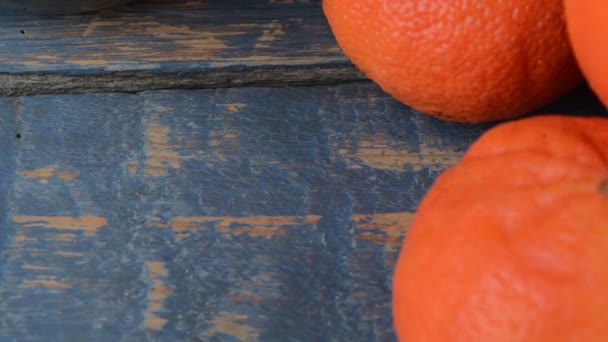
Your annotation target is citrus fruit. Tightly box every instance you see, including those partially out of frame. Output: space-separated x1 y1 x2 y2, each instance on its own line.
323 0 583 123
392 115 608 341
565 0 608 108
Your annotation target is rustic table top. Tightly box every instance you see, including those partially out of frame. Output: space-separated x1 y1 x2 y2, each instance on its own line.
0 1 605 341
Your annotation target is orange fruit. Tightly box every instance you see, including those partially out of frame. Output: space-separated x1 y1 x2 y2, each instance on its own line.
565 0 608 108
392 115 608 341
322 0 582 123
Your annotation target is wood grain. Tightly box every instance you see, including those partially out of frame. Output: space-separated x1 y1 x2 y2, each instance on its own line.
0 0 365 95
0 82 498 341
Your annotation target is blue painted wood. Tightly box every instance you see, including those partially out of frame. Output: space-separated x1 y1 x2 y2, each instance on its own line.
0 0 343 74
0 0 365 96
0 82 604 341
0 83 475 341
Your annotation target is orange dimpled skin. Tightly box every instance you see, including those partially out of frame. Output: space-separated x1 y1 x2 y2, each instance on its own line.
323 0 582 123
565 0 608 108
392 115 608 341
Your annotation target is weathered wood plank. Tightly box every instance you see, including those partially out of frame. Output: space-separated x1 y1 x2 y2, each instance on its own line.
0 82 604 341
0 0 364 95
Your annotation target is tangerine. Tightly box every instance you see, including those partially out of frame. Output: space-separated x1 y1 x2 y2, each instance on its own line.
565 0 608 109
392 115 608 340
323 0 582 123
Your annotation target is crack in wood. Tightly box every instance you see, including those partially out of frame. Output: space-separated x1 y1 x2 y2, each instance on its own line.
0 65 366 96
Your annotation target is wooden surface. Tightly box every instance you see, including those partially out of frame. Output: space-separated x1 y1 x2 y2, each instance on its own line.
0 0 365 95
0 1 607 341
1 83 485 341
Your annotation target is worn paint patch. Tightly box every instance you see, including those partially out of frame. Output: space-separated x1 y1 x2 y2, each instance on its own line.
12 215 108 236
21 279 72 290
168 215 321 239
50 233 78 242
351 212 414 268
337 135 463 171
19 164 78 184
144 23 231 56
54 251 84 258
153 105 176 113
142 118 181 176
8 217 78 292
207 313 259 341
11 54 61 69
127 161 138 174
21 264 54 271
351 212 414 250
221 103 248 113
255 21 285 49
178 125 241 166
208 129 240 156
64 59 109 66
82 15 101 37
148 217 170 228
13 233 33 242
142 261 172 330
228 271 279 304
